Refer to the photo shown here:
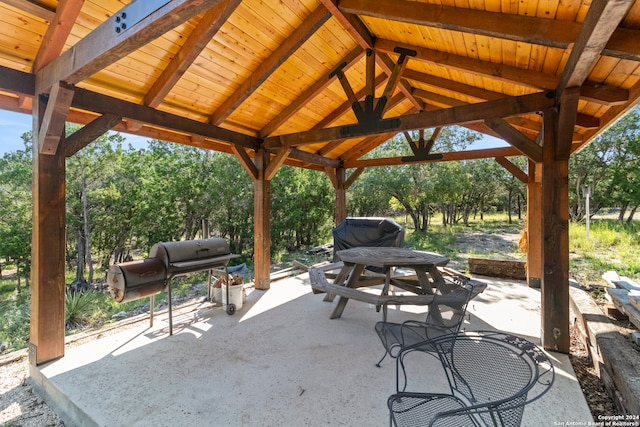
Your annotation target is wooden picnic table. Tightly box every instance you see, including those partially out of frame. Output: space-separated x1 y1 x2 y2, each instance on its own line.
318 247 451 319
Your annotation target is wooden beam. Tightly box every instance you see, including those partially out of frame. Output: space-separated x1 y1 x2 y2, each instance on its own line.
265 148 291 181
264 91 555 148
32 0 85 73
260 48 364 137
0 0 55 21
144 1 240 107
495 156 527 184
541 107 570 353
62 82 259 150
555 88 581 159
287 148 341 168
253 149 271 290
580 83 628 106
376 38 558 91
345 167 364 189
340 0 640 61
36 0 224 93
65 113 122 157
210 6 330 125
484 117 543 162
527 160 543 289
556 0 635 95
30 95 66 365
231 145 258 180
344 146 523 168
38 82 74 155
375 53 425 111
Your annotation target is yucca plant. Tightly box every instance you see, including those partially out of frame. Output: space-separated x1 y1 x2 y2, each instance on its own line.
65 289 99 330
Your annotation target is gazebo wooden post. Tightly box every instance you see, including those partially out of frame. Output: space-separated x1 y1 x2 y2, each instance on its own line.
334 167 346 225
29 95 67 365
253 148 271 290
527 160 543 289
540 107 571 353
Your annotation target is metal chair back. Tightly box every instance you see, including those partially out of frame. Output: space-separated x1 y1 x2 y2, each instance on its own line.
389 331 555 426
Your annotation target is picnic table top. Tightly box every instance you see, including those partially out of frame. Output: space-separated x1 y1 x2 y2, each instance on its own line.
335 247 450 270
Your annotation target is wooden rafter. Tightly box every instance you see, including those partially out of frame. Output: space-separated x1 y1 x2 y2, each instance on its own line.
556 0 635 95
341 0 640 61
144 0 241 108
376 38 558 91
264 92 555 148
36 0 225 93
320 0 424 111
0 0 55 21
210 6 330 125
32 0 85 73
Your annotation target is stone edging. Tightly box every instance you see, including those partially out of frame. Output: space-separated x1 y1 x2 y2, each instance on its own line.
569 283 640 414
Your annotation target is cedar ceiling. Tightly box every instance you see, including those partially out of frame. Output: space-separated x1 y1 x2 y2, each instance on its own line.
0 0 639 170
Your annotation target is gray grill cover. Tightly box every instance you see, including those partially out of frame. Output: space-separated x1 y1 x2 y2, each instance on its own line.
333 217 404 254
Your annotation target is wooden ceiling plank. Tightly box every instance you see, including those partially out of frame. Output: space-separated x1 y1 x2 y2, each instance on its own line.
62 82 259 150
36 0 225 93
32 0 85 73
65 113 122 157
260 47 364 137
376 38 558 90
557 0 635 94
484 117 543 162
144 0 241 108
209 6 331 125
265 91 555 148
318 0 373 48
495 156 528 183
340 0 640 61
0 0 55 21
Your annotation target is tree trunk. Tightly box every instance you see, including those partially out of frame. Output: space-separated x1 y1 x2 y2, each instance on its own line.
618 202 628 222
82 176 94 283
627 205 637 224
508 190 513 224
76 229 85 282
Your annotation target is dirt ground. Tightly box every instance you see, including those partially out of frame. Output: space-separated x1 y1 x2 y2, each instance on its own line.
0 230 625 426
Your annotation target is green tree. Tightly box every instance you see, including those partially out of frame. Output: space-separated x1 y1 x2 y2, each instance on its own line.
0 136 32 291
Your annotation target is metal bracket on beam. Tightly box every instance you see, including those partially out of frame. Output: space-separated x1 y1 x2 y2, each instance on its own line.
114 0 171 35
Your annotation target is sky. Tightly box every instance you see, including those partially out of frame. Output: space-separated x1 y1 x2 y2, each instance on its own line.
0 109 507 156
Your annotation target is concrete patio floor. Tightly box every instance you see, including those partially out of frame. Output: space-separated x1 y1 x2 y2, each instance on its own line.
30 273 593 426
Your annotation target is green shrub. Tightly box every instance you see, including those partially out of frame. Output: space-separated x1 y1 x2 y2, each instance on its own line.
65 290 100 330
0 297 30 352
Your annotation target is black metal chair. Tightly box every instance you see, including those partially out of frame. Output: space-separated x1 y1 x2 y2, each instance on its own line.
388 331 555 427
374 280 474 368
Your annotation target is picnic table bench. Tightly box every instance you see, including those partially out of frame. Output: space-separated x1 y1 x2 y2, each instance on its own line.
309 247 486 319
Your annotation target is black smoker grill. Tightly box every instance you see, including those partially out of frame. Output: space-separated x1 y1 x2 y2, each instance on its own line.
107 238 239 335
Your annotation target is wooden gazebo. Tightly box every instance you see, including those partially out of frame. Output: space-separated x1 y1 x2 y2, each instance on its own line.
0 0 639 364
